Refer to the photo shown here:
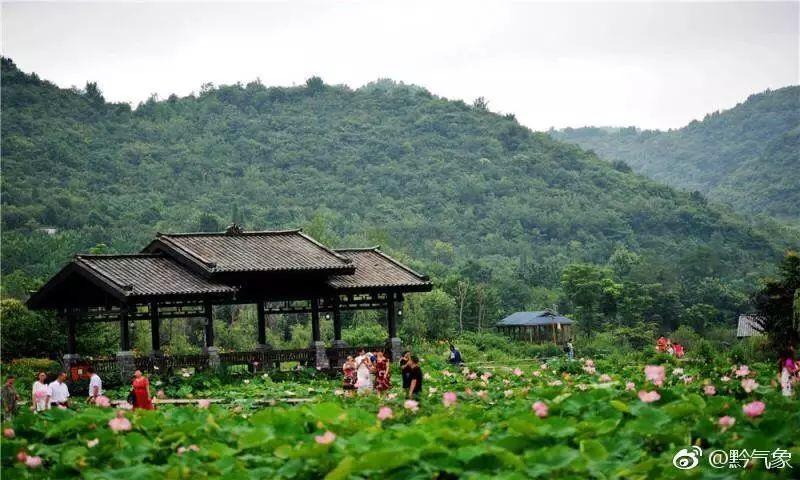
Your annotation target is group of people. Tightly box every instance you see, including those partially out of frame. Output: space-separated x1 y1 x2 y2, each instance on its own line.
341 349 423 398
1 366 155 417
779 345 798 397
656 336 685 357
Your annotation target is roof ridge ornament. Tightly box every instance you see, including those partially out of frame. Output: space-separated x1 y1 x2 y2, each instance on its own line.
225 223 244 235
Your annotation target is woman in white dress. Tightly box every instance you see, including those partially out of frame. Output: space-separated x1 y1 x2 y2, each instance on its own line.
355 350 374 393
31 372 49 411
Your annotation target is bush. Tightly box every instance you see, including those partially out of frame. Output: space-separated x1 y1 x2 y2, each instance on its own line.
1 358 62 384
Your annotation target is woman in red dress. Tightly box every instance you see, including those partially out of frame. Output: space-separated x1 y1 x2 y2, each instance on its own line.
131 370 154 410
374 351 391 396
342 356 357 396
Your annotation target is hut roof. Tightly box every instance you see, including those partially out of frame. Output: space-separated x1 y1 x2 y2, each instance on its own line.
496 310 574 327
326 248 431 292
736 314 763 338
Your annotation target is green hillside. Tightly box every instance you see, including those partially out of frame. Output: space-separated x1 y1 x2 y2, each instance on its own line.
552 86 800 223
1 57 797 333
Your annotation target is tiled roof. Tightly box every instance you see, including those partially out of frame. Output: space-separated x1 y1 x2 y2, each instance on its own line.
326 248 431 291
146 230 354 274
74 254 236 297
497 311 574 326
737 314 763 337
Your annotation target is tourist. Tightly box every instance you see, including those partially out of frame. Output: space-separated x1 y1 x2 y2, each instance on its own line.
48 372 70 408
1 375 21 418
778 346 798 397
405 355 423 399
32 372 49 411
342 356 357 394
375 351 392 396
448 344 463 365
87 366 102 402
131 370 154 410
354 349 373 393
566 338 575 361
399 350 411 368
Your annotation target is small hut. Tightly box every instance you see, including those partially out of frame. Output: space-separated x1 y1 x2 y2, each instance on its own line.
736 314 763 338
495 310 573 343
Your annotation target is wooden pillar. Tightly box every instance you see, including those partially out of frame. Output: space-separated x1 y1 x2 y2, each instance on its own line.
387 292 397 338
150 302 161 353
257 301 267 346
332 297 343 342
310 297 321 342
119 308 131 351
204 300 214 348
67 313 77 355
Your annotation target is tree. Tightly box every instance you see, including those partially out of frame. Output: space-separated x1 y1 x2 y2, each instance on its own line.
456 280 470 334
754 251 800 353
561 264 622 336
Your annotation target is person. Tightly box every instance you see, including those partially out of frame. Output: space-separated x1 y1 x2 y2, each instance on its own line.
673 343 685 358
1 375 21 418
405 355 423 399
566 338 575 361
354 349 373 393
47 372 70 408
374 351 392 395
448 344 463 365
132 370 154 410
87 366 102 402
342 356 357 394
778 346 798 397
399 351 411 369
32 372 49 411
656 336 668 353
666 340 675 356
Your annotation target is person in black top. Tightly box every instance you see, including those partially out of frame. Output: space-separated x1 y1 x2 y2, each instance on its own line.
405 355 423 398
448 344 463 365
399 351 411 369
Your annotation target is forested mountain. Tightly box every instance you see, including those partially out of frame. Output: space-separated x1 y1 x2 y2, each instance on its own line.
1 57 797 334
552 86 800 223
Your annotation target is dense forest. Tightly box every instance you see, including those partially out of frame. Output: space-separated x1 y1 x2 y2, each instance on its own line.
552 86 800 223
1 57 798 350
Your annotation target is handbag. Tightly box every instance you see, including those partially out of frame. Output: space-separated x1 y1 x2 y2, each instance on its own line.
127 389 137 406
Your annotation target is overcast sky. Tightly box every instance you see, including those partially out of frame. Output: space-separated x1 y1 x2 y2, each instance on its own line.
2 1 798 130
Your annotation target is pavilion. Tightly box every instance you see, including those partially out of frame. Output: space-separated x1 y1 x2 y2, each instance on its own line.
26 226 432 378
495 310 573 343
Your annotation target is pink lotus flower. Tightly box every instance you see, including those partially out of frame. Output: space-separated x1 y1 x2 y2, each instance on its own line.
720 375 731 382
315 431 336 445
532 370 542 377
704 385 716 396
403 399 419 412
584 359 594 367
718 415 736 430
741 378 759 393
480 372 492 381
198 399 211 409
672 368 684 376
442 391 457 407
742 401 765 418
442 369 452 377
504 389 514 397
386 393 397 400
24 455 42 468
734 365 750 377
377 406 393 420
599 374 612 383
476 390 488 400
682 375 693 384
467 372 478 380
94 396 111 407
109 411 132 432
583 365 596 375
532 401 548 418
513 368 524 376
87 438 99 448
16 451 27 463
638 390 661 403
3 428 14 439
577 384 589 391
156 389 166 399
644 365 665 386
625 382 636 391
177 444 200 455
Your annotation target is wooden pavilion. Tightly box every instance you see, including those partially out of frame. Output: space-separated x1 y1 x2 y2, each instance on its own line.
26 226 432 378
495 310 573 343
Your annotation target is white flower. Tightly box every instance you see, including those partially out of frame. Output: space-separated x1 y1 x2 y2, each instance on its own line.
243 379 250 384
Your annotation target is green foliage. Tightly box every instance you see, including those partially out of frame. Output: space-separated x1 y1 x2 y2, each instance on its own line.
1 358 61 383
553 86 800 223
753 251 800 353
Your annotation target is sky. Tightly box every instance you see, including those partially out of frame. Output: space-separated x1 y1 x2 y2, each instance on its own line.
2 1 798 130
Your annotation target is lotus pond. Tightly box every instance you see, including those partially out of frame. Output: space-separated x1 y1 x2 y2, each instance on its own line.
1 354 798 479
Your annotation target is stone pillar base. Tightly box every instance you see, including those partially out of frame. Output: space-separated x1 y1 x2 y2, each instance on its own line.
255 343 272 352
312 341 330 370
332 339 348 349
116 351 135 381
206 346 220 368
388 337 403 363
62 353 80 371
